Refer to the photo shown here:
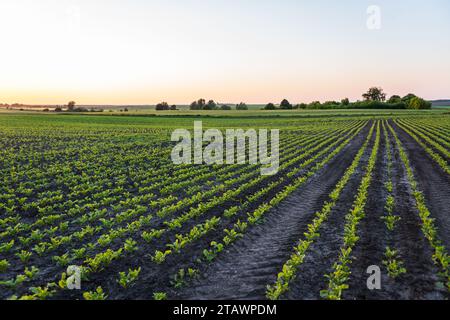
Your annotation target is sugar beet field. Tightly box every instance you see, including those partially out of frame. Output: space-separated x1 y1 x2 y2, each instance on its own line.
0 112 449 300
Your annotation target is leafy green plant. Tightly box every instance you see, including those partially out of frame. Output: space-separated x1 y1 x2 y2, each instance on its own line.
383 247 407 278
52 253 71 267
118 267 141 288
29 285 56 300
153 292 167 300
16 250 33 263
0 240 14 254
83 287 108 300
203 241 224 263
381 215 401 231
142 229 165 243
0 274 27 289
24 266 39 280
124 238 138 252
0 259 10 272
151 250 172 264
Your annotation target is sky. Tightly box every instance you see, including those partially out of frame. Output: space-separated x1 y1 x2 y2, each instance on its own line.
0 0 449 105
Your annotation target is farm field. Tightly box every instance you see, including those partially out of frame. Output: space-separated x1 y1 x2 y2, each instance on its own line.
0 111 449 300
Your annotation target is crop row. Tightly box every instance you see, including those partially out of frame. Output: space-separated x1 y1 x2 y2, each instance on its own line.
160 122 369 300
264 122 375 299
320 120 381 300
0 121 367 299
387 121 449 292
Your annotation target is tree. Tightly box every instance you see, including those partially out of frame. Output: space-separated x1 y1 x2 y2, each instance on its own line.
197 99 206 109
204 100 217 110
401 93 417 104
55 106 62 112
308 101 322 109
388 95 402 104
407 97 431 110
341 98 350 106
190 99 205 110
280 99 292 109
155 102 169 111
220 104 232 110
236 102 248 110
264 103 276 110
170 105 177 110
362 87 386 102
68 101 76 111
190 101 198 110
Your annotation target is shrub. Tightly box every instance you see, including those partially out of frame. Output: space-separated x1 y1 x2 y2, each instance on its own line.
236 102 248 110
203 100 217 110
156 102 170 111
264 103 276 110
280 99 292 109
407 97 431 110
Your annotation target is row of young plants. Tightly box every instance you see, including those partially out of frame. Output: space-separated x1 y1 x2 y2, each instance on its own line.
402 118 450 149
319 121 381 300
79 122 363 273
394 120 450 175
159 122 369 299
0 127 319 260
380 121 406 279
159 122 364 235
1 122 365 299
0 124 345 248
400 118 450 154
264 123 375 299
0 143 174 238
387 122 450 292
44 121 368 298
399 117 450 150
148 122 367 266
0 122 340 238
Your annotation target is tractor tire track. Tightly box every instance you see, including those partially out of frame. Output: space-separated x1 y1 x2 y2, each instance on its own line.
392 121 450 249
173 123 370 300
284 131 374 300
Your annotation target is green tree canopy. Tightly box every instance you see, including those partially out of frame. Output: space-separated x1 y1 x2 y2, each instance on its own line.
156 102 169 110
341 98 350 106
280 99 292 109
407 97 431 110
402 93 417 104
264 103 276 110
236 102 248 110
204 100 217 110
68 101 76 111
362 87 386 102
388 95 402 104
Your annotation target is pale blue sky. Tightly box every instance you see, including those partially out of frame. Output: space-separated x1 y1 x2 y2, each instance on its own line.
0 0 449 104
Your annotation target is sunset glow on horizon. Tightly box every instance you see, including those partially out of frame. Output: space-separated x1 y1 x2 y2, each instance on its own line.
0 0 449 105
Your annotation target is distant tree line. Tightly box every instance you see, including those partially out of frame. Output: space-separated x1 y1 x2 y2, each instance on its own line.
53 101 104 113
2 88 431 114
188 99 248 111
263 87 431 110
155 102 178 111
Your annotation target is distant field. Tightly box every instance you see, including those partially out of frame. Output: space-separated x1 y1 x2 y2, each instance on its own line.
433 105 450 109
0 111 449 300
0 107 447 119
